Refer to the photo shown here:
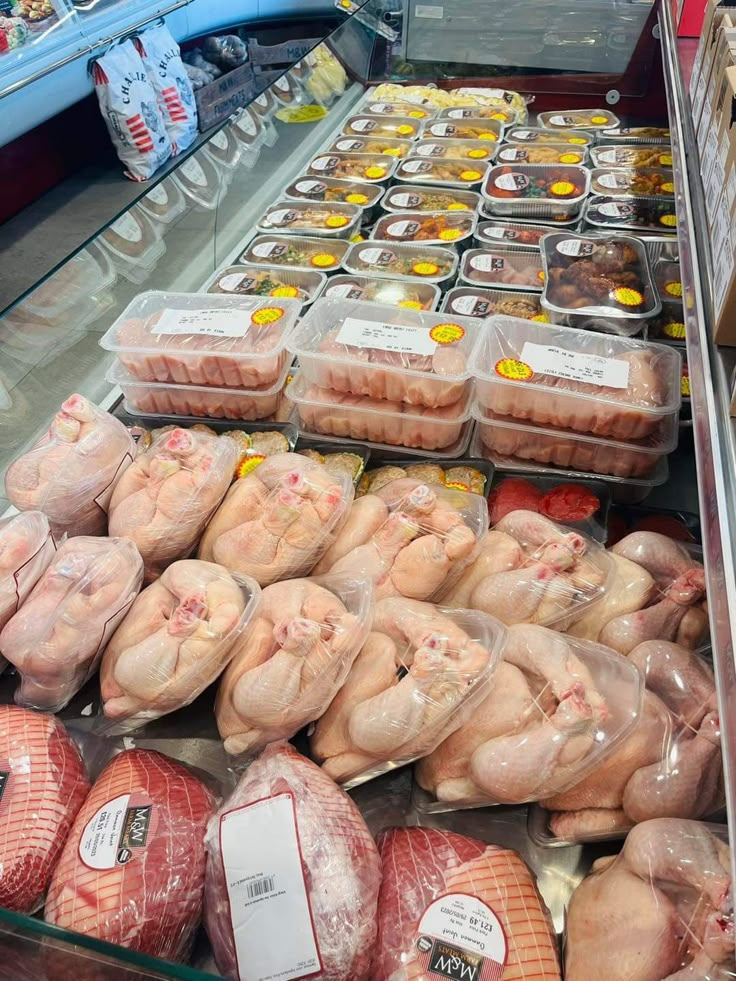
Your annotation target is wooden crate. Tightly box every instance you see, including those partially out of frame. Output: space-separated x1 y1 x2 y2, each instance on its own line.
195 61 261 132
247 37 321 65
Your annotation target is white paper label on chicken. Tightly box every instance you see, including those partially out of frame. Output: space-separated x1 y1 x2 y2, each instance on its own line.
336 316 437 356
266 209 298 226
556 239 596 257
351 118 376 132
79 793 156 870
429 123 454 136
416 143 444 157
391 192 422 208
109 213 143 243
145 185 169 206
336 139 363 152
220 792 319 981
218 273 254 293
386 220 422 238
415 893 507 977
153 308 250 339
179 158 208 187
494 173 529 192
295 179 325 194
519 342 631 389
236 113 257 136
403 159 432 173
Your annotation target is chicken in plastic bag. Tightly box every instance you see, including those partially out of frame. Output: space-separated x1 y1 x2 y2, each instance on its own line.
0 537 143 712
0 511 56 632
443 509 612 628
185 64 211 90
45 748 216 962
564 819 734 981
199 453 354 587
134 25 198 155
99 560 261 730
0 706 89 914
543 640 723 840
183 48 222 79
312 477 487 602
204 742 381 981
375 827 560 981
415 623 642 807
202 34 247 70
4 394 136 538
310 598 504 787
109 427 239 581
216 573 372 755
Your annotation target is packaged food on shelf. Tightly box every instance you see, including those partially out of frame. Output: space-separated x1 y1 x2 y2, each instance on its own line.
319 274 440 310
380 184 481 213
540 232 661 336
584 195 679 233
506 125 595 145
297 418 473 459
306 151 398 183
496 142 589 166
590 144 674 168
413 139 496 164
327 135 414 157
648 305 687 345
487 474 610 539
599 125 671 144
459 248 545 291
357 459 492 497
372 210 477 247
240 234 350 272
138 177 187 228
205 264 326 304
343 239 459 287
269 71 304 106
288 297 480 406
421 116 504 143
539 108 620 130
342 113 424 139
172 151 223 210
482 163 591 220
256 200 362 239
360 98 437 118
475 219 557 250
654 257 683 301
100 291 302 389
442 285 544 320
370 82 528 118
99 207 166 285
590 167 676 198
395 155 489 187
21 243 117 319
470 315 682 440
231 105 266 149
284 175 384 210
203 127 242 171
439 104 519 124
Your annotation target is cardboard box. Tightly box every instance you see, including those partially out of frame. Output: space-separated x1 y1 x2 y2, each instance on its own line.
710 76 736 344
701 53 736 198
696 19 736 150
691 2 736 126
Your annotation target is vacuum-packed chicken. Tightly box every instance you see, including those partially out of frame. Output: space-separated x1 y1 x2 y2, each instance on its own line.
0 536 143 711
4 395 136 538
215 574 372 755
100 560 260 729
0 512 56 632
310 597 504 787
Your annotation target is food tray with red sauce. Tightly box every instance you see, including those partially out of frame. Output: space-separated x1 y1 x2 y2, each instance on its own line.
487 473 610 542
459 248 545 291
441 286 544 321
482 163 591 220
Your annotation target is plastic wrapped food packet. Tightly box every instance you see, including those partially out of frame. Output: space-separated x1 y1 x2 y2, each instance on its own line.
310 597 504 788
215 573 372 754
564 819 733 981
45 748 216 962
199 453 354 587
0 512 56 632
0 537 143 712
108 427 239 581
0 706 89 914
415 623 642 808
374 828 561 981
4 394 136 538
204 742 381 981
133 25 198 154
443 510 612 629
99 561 260 730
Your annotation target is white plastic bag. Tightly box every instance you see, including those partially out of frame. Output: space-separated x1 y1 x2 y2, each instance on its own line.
134 25 198 154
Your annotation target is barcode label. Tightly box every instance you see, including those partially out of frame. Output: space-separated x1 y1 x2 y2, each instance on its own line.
247 876 276 899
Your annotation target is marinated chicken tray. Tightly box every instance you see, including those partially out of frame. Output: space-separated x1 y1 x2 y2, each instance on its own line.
438 105 518 124
476 220 554 249
257 201 361 237
361 99 436 118
538 108 620 130
320 274 440 310
460 249 545 290
591 144 674 168
413 138 495 160
483 163 590 220
306 152 397 182
422 119 503 142
372 211 477 246
590 168 675 198
283 176 383 208
327 136 414 157
396 156 489 186
342 114 423 139
241 234 350 271
496 143 588 165
584 196 678 233
344 240 458 284
600 125 671 143
206 265 326 303
442 285 544 320
506 125 595 145
380 185 481 213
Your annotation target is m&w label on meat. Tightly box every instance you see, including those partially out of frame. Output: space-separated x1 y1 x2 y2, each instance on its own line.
403 159 432 173
482 228 517 241
470 254 504 272
597 172 630 190
498 148 527 162
386 220 421 238
415 894 507 981
549 114 575 126
417 143 445 157
511 130 536 141
336 139 363 151
218 273 255 293
253 242 288 259
79 794 157 870
450 294 491 316
391 192 421 208
520 341 631 389
295 180 326 195
152 307 250 338
556 239 595 257
220 792 320 981
336 316 437 356
351 118 377 132
358 247 395 266
0 771 9 804
311 156 339 172
266 209 298 227
494 173 529 191
429 123 455 137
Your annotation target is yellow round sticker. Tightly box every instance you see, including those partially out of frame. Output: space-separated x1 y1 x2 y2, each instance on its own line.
439 229 463 241
550 181 576 197
537 270 546 283
495 358 533 381
664 321 686 339
681 373 691 397
237 454 267 478
660 154 673 166
325 215 349 228
430 322 466 344
364 166 387 179
446 480 470 491
340 0 351 6
560 153 582 164
568 137 587 145
467 148 488 159
409 110 427 118
382 147 402 156
412 261 440 276
447 202 470 210
460 169 482 181
251 306 284 326
659 213 677 227
613 287 644 306
479 133 497 141
270 285 299 298
531 313 550 323
398 300 423 309
491 112 507 121
311 253 337 267
665 280 683 298
662 181 675 193
346 193 368 205
397 124 415 135
591 115 609 125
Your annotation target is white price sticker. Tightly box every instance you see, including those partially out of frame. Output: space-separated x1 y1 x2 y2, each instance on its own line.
597 172 629 190
402 159 432 173
350 118 376 132
179 157 208 187
416 143 444 157
109 213 143 244
336 139 363 151
470 253 503 272
357 246 395 265
386 219 422 238
520 341 631 389
549 114 576 126
512 129 534 140
494 172 529 191
449 293 491 316
428 122 454 136
556 238 595 257
152 307 250 338
294 180 325 194
391 192 421 208
336 316 436 355
416 894 507 973
311 156 336 171
498 148 526 162
265 208 298 226
217 273 253 293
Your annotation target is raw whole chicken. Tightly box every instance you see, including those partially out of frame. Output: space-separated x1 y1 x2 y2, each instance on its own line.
204 742 381 981
312 477 486 602
0 536 143 712
564 819 734 981
544 640 724 838
100 560 260 728
109 427 238 581
215 574 371 755
46 749 216 960
199 453 354 587
416 623 640 806
4 395 135 538
0 706 89 913
567 552 656 642
374 827 561 980
310 597 503 787
0 511 56 632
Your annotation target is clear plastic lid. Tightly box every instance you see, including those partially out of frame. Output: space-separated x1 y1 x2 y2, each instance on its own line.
284 175 383 208
327 135 414 157
380 184 481 213
319 274 440 311
306 152 398 183
421 117 504 143
487 473 609 540
590 144 674 169
231 105 266 147
99 207 162 267
22 243 117 319
412 137 496 161
343 239 459 284
269 72 304 106
204 264 326 303
251 88 277 118
590 168 676 199
203 127 243 170
599 125 672 145
480 200 582 226
296 418 474 460
482 163 590 211
240 234 350 271
138 176 188 226
342 114 423 139
496 142 589 166
172 151 223 210
256 200 362 238
475 219 558 250
584 195 678 234
360 99 437 118
442 285 544 320
438 104 518 125
460 248 545 291
505 125 595 146
372 210 477 247
538 108 621 130
395 155 489 187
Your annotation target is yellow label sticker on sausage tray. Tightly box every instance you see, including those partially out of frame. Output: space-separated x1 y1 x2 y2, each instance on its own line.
495 358 533 380
663 321 686 339
430 322 466 344
251 306 284 326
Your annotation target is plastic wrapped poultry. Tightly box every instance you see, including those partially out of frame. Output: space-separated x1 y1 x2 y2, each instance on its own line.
109 427 239 581
199 453 355 587
99 560 261 729
415 623 642 807
542 640 724 839
312 477 487 602
564 819 734 981
0 536 143 712
0 512 56 632
443 509 612 629
215 574 372 755
310 597 505 787
4 394 136 538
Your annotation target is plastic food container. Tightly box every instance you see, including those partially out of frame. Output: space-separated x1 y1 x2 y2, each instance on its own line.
256 201 362 239
475 220 557 251
422 117 504 143
342 114 423 139
319 275 440 311
584 196 678 234
343 240 459 287
270 72 303 106
395 156 489 188
540 233 661 336
100 291 302 389
231 106 266 149
496 143 589 166
599 126 671 145
459 248 545 291
372 211 477 247
482 163 590 220
283 176 383 210
505 126 595 146
172 152 222 210
327 135 414 157
360 99 436 119
306 152 398 183
590 168 676 199
479 202 582 227
138 177 187 228
538 109 621 131
287 372 473 450
412 137 496 162
648 305 687 345
380 184 481 213
23 243 117 319
204 265 326 305
442 286 544 320
203 127 242 171
240 235 350 272
98 207 165 285
288 296 481 407
487 473 610 541
251 89 277 120
590 145 674 169
470 314 682 440
439 105 518 125
654 258 683 303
